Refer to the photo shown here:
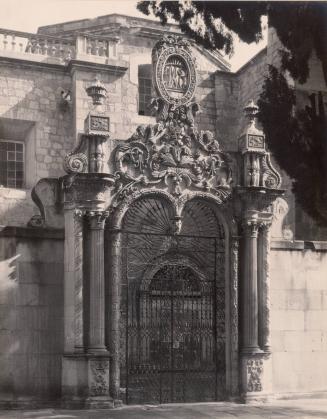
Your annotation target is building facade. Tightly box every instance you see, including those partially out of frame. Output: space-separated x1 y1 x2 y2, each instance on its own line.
0 14 327 408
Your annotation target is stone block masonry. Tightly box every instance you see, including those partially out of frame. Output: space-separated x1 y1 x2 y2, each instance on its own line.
270 244 327 395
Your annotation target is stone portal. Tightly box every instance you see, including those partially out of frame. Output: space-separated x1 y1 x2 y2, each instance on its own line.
30 33 283 407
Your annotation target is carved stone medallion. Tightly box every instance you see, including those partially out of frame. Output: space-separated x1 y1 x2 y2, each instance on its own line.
153 35 197 106
112 35 233 204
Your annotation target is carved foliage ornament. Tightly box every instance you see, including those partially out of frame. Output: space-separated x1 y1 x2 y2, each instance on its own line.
113 35 233 203
247 358 263 392
90 359 109 396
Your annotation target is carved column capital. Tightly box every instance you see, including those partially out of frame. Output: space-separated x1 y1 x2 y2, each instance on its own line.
85 210 109 230
242 219 260 238
74 208 85 220
258 219 272 232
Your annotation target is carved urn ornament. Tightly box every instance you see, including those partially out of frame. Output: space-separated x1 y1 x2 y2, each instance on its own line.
238 100 281 189
113 35 233 202
63 78 110 175
86 78 107 106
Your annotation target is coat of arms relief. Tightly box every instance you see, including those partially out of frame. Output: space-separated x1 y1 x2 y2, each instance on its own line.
113 35 233 202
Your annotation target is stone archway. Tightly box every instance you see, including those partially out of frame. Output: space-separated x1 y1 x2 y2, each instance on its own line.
51 34 283 407
106 194 234 404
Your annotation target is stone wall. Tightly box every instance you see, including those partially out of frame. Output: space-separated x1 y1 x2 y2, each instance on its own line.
0 228 64 406
0 63 73 226
270 242 327 396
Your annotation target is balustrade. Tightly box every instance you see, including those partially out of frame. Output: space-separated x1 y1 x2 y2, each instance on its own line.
0 29 75 62
0 29 119 64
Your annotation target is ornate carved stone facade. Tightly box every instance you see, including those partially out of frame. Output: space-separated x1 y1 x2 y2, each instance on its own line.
112 36 232 206
20 30 283 407
247 358 263 392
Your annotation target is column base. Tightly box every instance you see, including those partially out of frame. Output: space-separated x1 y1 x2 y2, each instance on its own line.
240 351 272 403
62 353 113 408
241 346 264 355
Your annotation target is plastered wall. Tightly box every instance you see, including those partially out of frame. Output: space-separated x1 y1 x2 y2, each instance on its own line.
270 243 327 396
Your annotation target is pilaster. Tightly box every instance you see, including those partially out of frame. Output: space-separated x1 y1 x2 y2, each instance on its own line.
107 229 122 401
85 210 109 353
61 78 115 408
241 218 261 354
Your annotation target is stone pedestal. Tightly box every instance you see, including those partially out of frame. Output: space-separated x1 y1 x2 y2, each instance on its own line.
241 353 273 403
62 354 112 408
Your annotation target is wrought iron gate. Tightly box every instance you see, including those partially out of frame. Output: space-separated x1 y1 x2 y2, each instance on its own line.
119 231 226 404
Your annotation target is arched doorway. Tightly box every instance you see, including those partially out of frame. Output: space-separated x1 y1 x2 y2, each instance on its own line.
116 195 227 404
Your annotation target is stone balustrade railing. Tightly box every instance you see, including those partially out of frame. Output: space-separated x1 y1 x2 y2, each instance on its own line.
75 34 119 61
0 29 120 64
0 29 76 62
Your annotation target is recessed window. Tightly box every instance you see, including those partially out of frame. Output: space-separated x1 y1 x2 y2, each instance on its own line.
0 140 24 188
138 64 152 116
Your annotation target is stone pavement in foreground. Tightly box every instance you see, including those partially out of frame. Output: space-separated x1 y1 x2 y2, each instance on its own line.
1 399 327 419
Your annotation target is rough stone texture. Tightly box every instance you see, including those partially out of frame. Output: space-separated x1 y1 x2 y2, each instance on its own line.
0 20 325 242
0 231 64 404
0 64 73 226
0 188 36 227
270 246 327 395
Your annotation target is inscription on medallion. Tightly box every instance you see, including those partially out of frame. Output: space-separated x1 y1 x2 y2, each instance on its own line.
153 35 197 106
163 55 189 98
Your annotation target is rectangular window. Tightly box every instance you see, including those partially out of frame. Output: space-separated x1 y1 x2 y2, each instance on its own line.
138 64 153 116
0 140 24 188
139 76 152 116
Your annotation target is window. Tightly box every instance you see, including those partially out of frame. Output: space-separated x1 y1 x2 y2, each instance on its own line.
138 64 152 116
0 140 24 188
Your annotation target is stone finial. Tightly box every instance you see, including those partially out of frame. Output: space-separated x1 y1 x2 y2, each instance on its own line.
86 78 107 106
239 99 264 149
244 99 259 122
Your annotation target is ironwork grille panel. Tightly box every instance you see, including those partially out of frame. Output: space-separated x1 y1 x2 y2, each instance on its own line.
120 231 226 404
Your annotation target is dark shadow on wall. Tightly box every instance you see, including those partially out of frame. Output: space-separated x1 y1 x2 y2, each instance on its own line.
0 228 64 402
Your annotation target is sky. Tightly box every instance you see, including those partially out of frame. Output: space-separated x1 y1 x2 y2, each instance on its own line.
0 0 267 71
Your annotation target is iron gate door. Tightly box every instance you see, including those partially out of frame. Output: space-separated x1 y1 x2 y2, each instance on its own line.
120 232 226 404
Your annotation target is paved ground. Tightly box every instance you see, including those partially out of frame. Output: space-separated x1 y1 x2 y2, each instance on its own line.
1 399 327 419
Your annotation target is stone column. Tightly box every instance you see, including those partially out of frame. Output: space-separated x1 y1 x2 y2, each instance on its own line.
242 219 261 353
73 209 85 352
85 210 109 353
230 236 240 398
240 216 273 402
108 229 122 401
258 222 271 352
63 206 77 353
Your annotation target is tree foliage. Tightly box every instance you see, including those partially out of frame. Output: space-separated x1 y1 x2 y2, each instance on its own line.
258 67 327 225
137 1 327 85
138 1 327 226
